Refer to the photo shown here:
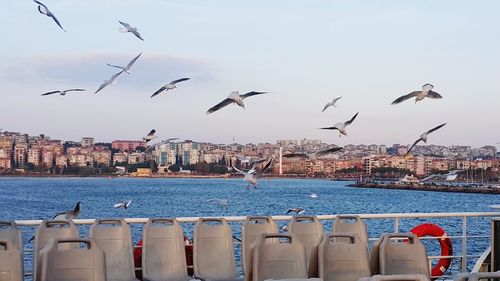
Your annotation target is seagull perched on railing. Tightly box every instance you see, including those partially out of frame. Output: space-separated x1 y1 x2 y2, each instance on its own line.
322 96 342 112
114 200 132 209
392 83 443 105
41 89 85 96
207 91 268 114
319 112 359 137
106 52 142 74
95 71 124 94
405 123 447 156
232 158 273 189
119 21 144 41
151 78 191 98
143 129 158 144
283 147 343 160
33 0 66 31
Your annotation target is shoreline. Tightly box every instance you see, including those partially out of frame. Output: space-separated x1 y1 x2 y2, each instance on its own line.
0 174 341 180
349 182 500 194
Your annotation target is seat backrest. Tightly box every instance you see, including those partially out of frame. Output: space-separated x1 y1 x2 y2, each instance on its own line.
288 216 324 277
193 218 237 280
242 216 279 281
333 215 368 243
252 233 307 281
0 240 23 281
370 234 386 275
34 220 80 281
142 218 188 281
89 219 136 281
362 274 431 281
379 233 429 278
0 221 22 251
39 238 106 281
318 232 370 281
468 271 500 281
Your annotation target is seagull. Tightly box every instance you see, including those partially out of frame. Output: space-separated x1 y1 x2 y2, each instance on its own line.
392 83 443 105
319 112 359 137
145 138 178 152
95 70 124 94
206 91 268 114
322 96 342 112
33 0 66 31
143 129 158 143
283 147 343 160
309 193 319 199
106 52 142 74
238 156 267 165
206 199 229 210
52 202 81 220
286 207 305 215
118 21 144 41
41 89 85 96
232 158 273 189
151 78 191 98
405 123 447 156
114 200 132 209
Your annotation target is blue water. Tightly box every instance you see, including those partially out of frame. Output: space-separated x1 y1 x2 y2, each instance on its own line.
1 177 499 276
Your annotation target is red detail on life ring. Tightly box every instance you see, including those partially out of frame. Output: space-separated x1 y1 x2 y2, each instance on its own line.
410 223 453 278
134 236 193 280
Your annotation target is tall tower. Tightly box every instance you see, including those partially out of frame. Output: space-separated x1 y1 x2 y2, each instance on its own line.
279 146 283 175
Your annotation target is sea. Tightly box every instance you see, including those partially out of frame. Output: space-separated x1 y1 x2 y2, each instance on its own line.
1 177 499 276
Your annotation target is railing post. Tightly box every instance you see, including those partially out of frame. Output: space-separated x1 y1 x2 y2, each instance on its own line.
462 216 468 272
394 217 400 233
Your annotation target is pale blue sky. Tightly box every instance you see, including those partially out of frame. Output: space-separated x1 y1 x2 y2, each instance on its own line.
1 1 499 147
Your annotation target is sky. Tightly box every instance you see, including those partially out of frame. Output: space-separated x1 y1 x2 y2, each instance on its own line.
1 1 499 147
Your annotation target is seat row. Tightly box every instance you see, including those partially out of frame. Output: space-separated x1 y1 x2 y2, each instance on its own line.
0 216 481 281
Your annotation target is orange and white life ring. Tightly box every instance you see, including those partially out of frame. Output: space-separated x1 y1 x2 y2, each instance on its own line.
411 223 453 277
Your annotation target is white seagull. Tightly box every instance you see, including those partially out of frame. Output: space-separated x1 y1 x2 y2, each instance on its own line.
283 146 343 160
95 71 124 94
322 96 342 112
145 138 179 152
232 158 273 189
119 21 144 41
41 89 85 96
151 78 191 98
405 123 447 156
143 129 158 143
106 52 142 74
320 112 359 137
392 83 443 105
309 193 319 199
114 200 132 209
207 91 268 114
33 0 66 31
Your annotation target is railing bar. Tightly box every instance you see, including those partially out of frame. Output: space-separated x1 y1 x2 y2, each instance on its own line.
462 216 468 272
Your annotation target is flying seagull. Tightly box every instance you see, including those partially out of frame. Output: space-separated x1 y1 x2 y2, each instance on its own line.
145 138 178 152
41 89 85 96
286 207 305 215
206 199 229 210
33 0 66 31
53 201 81 220
405 123 447 156
392 83 443 105
106 52 142 74
119 21 144 41
206 91 268 114
283 147 343 160
143 129 157 143
238 156 267 165
114 200 132 209
232 158 273 189
320 112 359 137
322 96 342 112
309 193 319 199
95 70 124 94
151 78 191 98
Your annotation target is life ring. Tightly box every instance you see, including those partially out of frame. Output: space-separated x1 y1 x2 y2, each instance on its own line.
134 236 193 280
410 223 453 277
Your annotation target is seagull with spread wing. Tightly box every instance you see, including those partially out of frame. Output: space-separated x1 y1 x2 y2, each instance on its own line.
392 83 443 104
119 21 144 41
41 89 85 96
151 78 190 98
320 112 359 137
206 199 229 210
283 146 343 160
114 200 132 209
95 71 124 94
53 202 81 220
232 158 273 189
143 129 158 144
145 138 178 152
33 0 66 31
207 91 268 114
107 52 142 74
322 96 342 112
286 207 305 215
405 123 447 156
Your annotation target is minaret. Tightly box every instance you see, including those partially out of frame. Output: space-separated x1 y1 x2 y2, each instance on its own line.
279 146 283 175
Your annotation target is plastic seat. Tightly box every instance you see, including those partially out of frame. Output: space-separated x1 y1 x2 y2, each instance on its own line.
34 220 80 281
333 215 368 244
0 221 22 251
252 233 307 281
318 233 370 281
89 219 138 281
378 233 429 278
38 238 106 281
358 274 430 281
288 216 324 277
142 218 191 281
468 271 500 281
0 240 23 281
193 218 238 281
242 216 278 281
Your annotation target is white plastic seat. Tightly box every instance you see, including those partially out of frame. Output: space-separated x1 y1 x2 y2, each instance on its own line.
89 219 138 281
0 221 22 251
288 216 324 277
333 215 368 244
142 218 191 281
39 238 106 281
0 240 23 281
378 233 429 278
358 274 430 281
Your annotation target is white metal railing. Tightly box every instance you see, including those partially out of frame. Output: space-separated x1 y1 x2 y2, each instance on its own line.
14 211 500 280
